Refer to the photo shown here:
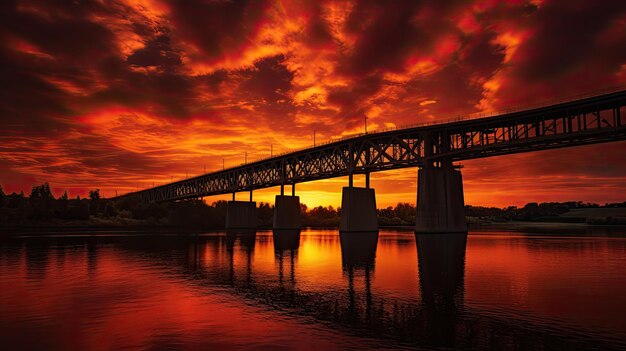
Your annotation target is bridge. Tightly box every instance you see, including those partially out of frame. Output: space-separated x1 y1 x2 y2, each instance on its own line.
114 88 626 233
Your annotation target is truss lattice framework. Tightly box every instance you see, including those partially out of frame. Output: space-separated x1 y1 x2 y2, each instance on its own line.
119 90 626 203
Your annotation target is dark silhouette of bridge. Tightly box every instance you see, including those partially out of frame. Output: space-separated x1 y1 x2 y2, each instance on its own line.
115 88 626 233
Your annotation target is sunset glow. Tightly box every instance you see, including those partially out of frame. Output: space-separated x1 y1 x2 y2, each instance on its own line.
1 0 626 207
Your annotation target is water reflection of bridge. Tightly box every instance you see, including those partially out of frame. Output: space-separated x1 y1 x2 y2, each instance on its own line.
8 230 621 349
85 231 620 350
11 231 624 349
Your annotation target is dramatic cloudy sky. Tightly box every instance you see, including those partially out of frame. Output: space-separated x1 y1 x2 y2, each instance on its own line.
1 0 625 207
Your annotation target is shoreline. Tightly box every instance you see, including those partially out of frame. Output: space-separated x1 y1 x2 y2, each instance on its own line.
2 221 626 238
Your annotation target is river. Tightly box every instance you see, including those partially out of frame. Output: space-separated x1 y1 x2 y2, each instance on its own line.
1 228 625 350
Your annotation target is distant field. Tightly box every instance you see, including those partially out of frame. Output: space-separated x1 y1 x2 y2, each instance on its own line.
559 208 626 219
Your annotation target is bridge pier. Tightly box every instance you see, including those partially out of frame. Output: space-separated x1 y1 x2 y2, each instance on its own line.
340 185 378 233
415 162 467 234
226 200 257 231
273 195 302 230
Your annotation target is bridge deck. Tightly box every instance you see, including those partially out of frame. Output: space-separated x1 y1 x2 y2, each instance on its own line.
116 89 626 202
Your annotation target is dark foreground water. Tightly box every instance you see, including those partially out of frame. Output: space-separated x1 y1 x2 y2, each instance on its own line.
1 228 625 350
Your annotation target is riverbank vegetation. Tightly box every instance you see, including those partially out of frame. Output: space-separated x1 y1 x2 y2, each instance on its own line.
1 183 625 229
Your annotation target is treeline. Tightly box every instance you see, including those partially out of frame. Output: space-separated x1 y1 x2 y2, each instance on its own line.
0 183 222 228
1 183 625 228
465 201 626 222
0 183 405 228
0 183 309 228
0 183 335 228
0 183 112 225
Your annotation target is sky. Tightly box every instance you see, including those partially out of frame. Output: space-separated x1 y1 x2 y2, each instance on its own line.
0 0 625 208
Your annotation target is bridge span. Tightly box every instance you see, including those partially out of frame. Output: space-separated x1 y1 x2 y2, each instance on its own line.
114 89 626 233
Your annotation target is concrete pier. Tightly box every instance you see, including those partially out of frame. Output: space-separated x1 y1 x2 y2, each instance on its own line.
339 187 378 232
273 195 302 230
415 165 467 233
226 200 257 231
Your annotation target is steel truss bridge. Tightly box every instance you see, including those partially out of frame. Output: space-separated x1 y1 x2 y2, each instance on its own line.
117 89 626 203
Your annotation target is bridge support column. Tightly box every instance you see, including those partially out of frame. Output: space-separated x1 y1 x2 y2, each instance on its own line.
415 163 467 233
226 200 257 231
273 195 302 230
340 186 378 232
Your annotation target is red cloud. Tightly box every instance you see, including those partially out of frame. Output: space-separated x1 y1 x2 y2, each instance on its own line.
0 0 625 207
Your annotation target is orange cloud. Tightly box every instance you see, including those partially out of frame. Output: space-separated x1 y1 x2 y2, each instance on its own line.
1 0 625 207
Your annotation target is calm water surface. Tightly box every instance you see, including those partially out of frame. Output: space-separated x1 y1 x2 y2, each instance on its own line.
1 228 625 350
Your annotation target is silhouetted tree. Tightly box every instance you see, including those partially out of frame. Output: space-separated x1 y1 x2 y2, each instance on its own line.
88 189 105 216
465 205 506 218
257 202 273 227
377 206 405 226
304 205 340 227
395 203 416 223
28 183 55 221
55 191 69 217
89 189 101 201
0 192 28 225
374 203 417 226
0 184 5 207
6 191 26 209
30 183 54 200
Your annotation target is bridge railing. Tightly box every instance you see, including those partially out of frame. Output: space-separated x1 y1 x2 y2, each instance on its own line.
247 83 626 163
